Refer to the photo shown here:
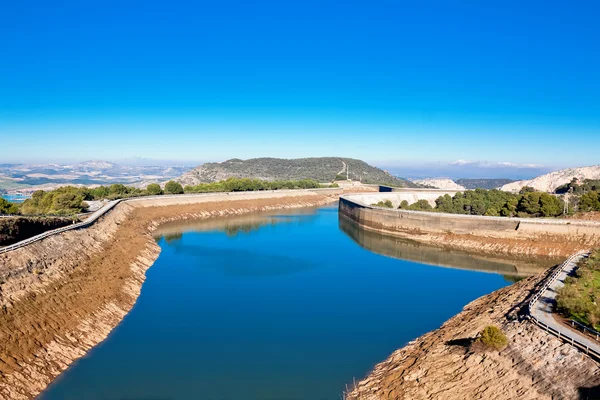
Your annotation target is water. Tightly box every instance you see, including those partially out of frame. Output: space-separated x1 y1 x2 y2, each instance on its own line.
0 194 29 203
41 206 550 400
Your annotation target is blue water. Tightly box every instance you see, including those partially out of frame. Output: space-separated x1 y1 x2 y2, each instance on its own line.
0 194 29 203
41 206 520 400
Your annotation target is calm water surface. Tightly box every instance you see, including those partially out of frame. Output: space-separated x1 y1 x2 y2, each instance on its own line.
41 205 545 400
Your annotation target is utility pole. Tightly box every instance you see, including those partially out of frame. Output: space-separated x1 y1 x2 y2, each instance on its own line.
564 187 573 215
346 164 349 181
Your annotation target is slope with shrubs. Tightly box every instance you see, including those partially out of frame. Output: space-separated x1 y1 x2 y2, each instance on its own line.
178 157 416 187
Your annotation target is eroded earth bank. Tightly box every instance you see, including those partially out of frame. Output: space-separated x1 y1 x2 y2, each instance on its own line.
0 191 338 399
346 270 600 400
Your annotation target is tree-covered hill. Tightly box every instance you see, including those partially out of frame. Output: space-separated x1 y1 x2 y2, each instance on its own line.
178 157 416 187
455 178 515 190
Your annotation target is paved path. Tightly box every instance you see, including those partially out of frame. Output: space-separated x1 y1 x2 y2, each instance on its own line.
530 252 600 358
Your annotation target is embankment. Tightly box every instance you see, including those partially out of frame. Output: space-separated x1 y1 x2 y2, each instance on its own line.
0 217 76 246
346 271 600 400
0 189 340 399
340 192 600 258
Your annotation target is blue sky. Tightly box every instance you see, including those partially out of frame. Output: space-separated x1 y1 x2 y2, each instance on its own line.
1 1 599 172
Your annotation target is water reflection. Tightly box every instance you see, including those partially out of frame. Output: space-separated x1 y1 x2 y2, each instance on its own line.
155 207 321 240
338 214 558 277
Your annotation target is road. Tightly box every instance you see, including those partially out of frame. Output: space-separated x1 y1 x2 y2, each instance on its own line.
530 253 600 357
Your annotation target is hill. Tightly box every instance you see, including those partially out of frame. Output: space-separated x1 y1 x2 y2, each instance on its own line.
456 178 515 190
500 165 600 192
412 178 465 190
178 157 416 187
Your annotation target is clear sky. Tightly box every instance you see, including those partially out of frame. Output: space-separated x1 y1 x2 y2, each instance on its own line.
1 1 599 170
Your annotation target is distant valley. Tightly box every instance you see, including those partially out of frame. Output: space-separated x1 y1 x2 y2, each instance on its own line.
0 161 193 193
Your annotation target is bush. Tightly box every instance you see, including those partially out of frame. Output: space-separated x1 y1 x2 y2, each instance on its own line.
372 200 393 208
164 180 184 194
146 183 163 195
474 325 508 351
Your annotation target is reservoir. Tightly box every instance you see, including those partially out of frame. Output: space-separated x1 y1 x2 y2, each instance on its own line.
40 205 552 400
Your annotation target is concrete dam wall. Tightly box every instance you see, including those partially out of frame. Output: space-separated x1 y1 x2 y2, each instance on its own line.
339 191 600 256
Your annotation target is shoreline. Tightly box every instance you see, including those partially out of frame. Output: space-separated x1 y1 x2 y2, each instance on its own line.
346 266 600 400
1 189 598 399
0 191 339 399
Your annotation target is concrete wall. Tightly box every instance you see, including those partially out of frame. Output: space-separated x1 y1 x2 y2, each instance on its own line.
340 192 600 240
357 189 464 208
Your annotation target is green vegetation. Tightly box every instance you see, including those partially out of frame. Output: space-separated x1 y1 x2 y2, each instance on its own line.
0 198 19 215
20 187 88 215
455 178 515 190
474 325 508 351
371 200 393 208
184 177 325 193
165 180 184 194
146 183 163 195
180 157 417 187
399 199 432 211
398 188 564 218
557 250 600 331
0 177 337 216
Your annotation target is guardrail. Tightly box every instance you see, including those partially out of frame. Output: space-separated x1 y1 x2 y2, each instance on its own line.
0 199 122 255
527 251 600 361
571 320 600 342
0 188 342 255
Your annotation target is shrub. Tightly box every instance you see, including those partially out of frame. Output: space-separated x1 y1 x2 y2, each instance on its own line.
164 180 184 194
372 200 393 208
146 183 163 195
474 325 508 351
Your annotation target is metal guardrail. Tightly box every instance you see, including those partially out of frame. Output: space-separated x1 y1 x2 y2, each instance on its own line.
527 251 600 361
0 188 342 255
571 320 600 342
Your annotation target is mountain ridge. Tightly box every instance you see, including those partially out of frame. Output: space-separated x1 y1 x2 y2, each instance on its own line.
178 157 417 187
500 164 600 192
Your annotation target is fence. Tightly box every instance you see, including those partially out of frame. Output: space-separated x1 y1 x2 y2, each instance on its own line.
527 251 600 361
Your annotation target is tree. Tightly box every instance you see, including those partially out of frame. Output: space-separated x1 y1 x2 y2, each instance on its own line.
164 180 184 194
146 183 163 195
109 184 127 196
0 198 19 215
519 186 536 194
398 200 410 209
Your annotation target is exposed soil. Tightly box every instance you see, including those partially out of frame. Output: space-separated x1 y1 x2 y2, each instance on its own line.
0 192 336 399
346 270 600 400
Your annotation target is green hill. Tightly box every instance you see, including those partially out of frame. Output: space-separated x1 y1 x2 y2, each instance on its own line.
178 157 416 187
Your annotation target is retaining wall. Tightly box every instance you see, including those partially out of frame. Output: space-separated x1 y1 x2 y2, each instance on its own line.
340 192 600 241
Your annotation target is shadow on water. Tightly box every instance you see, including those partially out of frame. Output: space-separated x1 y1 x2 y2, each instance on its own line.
338 214 559 277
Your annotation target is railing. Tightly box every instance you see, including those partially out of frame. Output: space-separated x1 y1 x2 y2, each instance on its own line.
527 251 600 361
571 320 600 342
0 199 122 255
0 188 342 255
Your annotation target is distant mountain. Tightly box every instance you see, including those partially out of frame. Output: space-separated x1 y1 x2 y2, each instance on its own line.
456 178 515 190
0 161 194 192
179 157 417 187
500 165 600 193
412 178 466 190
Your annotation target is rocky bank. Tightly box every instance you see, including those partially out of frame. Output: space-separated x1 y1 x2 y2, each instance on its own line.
346 269 600 400
0 191 338 399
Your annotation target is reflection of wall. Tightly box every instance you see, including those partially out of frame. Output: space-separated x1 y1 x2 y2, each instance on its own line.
154 207 321 238
338 215 554 276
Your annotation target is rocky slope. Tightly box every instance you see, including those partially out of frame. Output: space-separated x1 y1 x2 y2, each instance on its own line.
178 157 416 187
0 191 338 399
501 164 600 193
347 270 600 400
412 178 466 190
